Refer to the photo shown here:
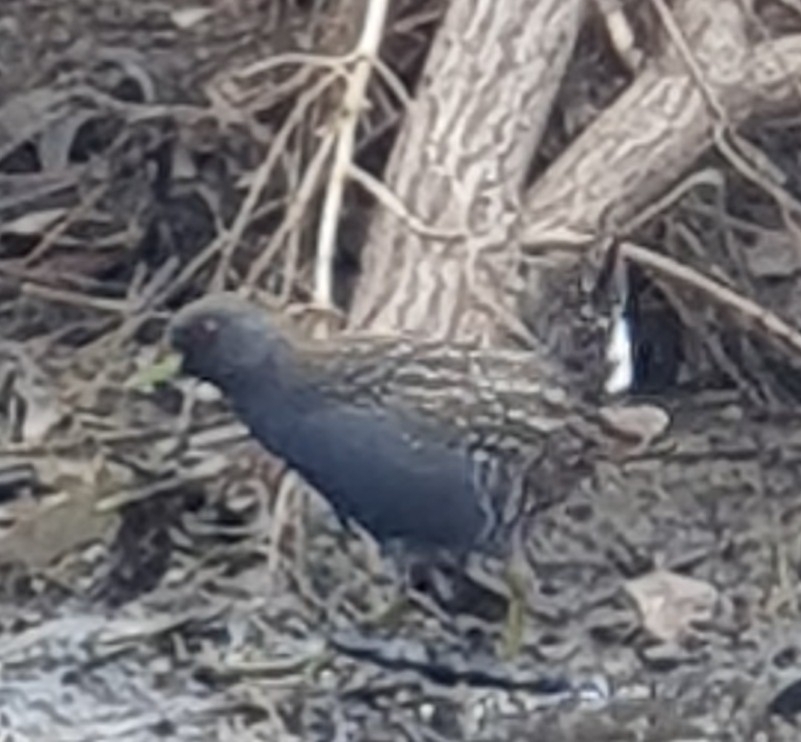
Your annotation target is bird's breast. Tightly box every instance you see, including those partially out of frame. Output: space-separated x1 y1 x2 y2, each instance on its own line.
238 391 487 551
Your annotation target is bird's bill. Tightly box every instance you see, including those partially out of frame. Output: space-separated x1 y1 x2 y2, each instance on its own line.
124 351 184 390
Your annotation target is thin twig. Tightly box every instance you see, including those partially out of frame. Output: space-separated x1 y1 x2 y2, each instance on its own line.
20 283 129 314
650 0 728 120
213 70 340 290
714 127 801 223
314 0 391 307
348 165 466 241
622 169 725 234
372 57 412 108
245 130 337 287
232 51 353 83
23 184 107 266
620 240 801 358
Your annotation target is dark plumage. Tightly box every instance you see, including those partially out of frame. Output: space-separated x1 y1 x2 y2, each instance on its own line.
169 293 597 555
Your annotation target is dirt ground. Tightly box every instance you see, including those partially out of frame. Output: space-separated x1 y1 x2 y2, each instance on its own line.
3 2 801 740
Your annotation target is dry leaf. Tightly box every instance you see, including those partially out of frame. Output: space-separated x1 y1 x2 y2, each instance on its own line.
625 569 718 643
599 403 670 444
171 7 214 29
1 208 66 236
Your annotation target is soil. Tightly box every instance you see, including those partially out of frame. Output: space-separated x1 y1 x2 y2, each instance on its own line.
2 2 801 741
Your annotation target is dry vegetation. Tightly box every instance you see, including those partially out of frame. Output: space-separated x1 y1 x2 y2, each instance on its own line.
4 0 801 740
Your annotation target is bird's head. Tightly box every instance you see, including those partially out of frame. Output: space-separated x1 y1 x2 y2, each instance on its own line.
168 293 293 391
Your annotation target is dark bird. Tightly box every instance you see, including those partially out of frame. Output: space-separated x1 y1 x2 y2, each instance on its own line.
168 293 600 557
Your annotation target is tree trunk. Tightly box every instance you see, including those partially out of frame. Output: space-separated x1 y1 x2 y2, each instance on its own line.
521 4 801 246
349 0 585 342
350 0 801 357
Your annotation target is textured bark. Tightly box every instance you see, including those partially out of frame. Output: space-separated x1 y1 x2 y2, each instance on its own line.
349 0 585 342
521 12 801 245
514 0 801 370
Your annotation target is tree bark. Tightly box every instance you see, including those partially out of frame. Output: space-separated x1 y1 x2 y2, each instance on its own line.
514 0 801 371
349 0 586 342
333 3 801 728
521 9 801 246
349 0 801 354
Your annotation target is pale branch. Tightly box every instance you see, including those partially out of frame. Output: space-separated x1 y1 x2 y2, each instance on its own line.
245 130 337 288
315 0 391 308
216 70 339 290
593 0 642 72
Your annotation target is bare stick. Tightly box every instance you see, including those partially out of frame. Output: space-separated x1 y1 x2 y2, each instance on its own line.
213 70 340 289
21 283 129 314
245 131 337 287
620 241 801 357
314 0 390 307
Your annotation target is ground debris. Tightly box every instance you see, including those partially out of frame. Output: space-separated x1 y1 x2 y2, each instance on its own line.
1 0 801 740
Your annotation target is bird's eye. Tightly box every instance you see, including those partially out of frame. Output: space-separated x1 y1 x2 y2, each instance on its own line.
189 316 220 343
201 317 219 336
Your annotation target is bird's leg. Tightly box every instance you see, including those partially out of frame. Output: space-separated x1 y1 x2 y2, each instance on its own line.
357 539 412 630
364 590 411 629
500 530 535 658
501 563 527 659
360 547 465 630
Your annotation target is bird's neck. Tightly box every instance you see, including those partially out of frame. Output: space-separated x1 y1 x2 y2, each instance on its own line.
228 352 324 462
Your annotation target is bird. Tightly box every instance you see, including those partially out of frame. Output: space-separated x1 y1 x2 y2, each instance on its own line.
168 293 602 559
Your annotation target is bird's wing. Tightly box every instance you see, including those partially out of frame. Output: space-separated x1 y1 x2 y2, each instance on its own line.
296 336 599 484
301 336 591 436
288 335 604 539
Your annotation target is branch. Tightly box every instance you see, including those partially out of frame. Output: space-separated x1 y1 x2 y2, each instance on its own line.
619 241 801 358
315 0 390 307
522 11 801 245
